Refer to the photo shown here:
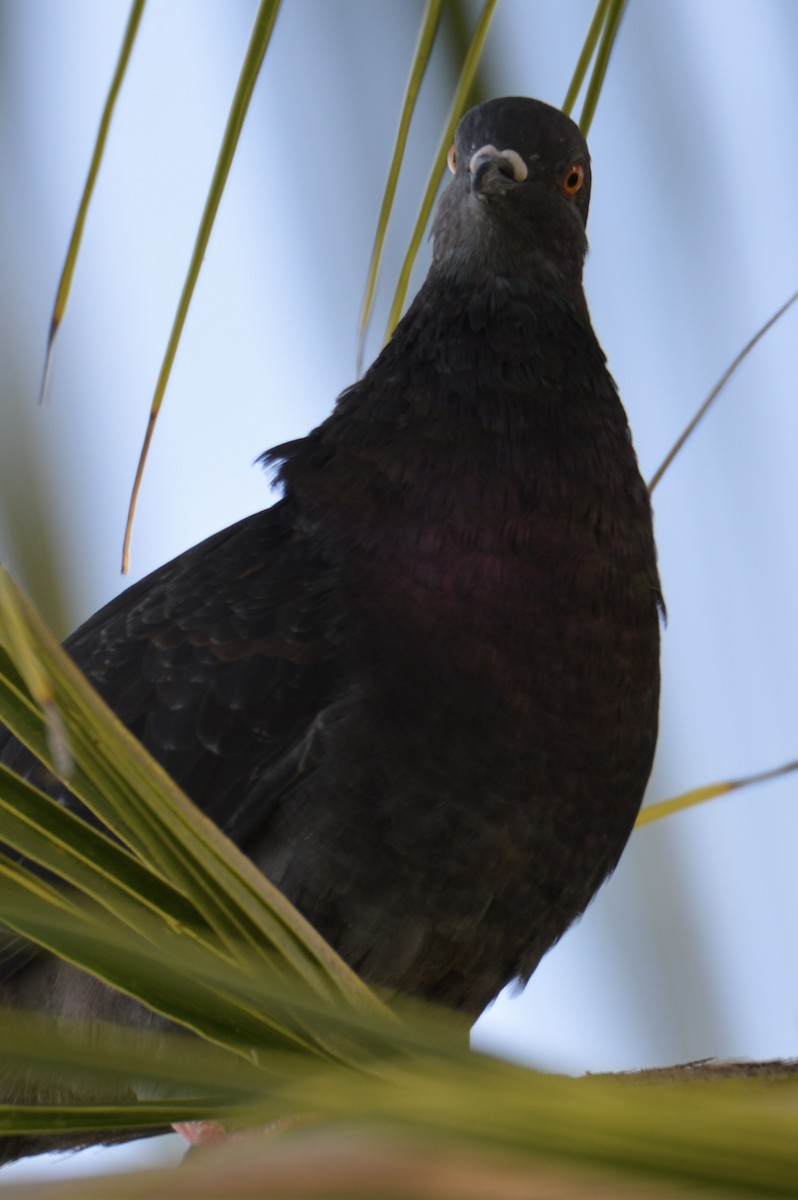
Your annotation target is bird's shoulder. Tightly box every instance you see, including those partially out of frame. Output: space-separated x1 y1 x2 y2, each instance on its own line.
1 500 347 847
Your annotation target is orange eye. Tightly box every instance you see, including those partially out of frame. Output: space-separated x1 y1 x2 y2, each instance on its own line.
447 144 457 174
562 163 585 196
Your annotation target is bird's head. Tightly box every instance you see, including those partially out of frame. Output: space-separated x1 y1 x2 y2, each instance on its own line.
431 97 591 293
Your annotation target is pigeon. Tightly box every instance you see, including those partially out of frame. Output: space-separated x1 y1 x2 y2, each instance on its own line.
0 96 661 1161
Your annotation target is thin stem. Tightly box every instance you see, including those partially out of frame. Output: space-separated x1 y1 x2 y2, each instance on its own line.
649 287 798 493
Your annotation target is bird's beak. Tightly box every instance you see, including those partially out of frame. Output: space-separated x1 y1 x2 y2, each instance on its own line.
469 144 528 196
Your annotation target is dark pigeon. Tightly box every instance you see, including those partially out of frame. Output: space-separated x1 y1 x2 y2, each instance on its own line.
0 96 661 1160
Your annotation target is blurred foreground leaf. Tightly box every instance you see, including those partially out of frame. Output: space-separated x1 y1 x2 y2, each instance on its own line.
0 563 389 1065
1 1006 798 1196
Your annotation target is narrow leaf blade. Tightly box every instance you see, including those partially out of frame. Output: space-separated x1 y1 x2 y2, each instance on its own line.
40 0 146 404
122 0 282 572
384 0 499 342
356 0 444 374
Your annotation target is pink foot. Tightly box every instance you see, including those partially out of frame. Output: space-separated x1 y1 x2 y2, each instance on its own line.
172 1120 228 1146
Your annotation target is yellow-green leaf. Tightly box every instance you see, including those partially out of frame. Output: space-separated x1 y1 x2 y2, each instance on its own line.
636 757 798 828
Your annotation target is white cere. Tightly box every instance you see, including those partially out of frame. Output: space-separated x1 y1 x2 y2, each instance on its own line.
468 144 528 182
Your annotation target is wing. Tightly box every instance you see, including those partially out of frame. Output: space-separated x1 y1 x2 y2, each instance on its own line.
0 497 346 976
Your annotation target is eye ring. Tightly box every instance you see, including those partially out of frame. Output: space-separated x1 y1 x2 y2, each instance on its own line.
447 144 457 174
562 163 585 196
